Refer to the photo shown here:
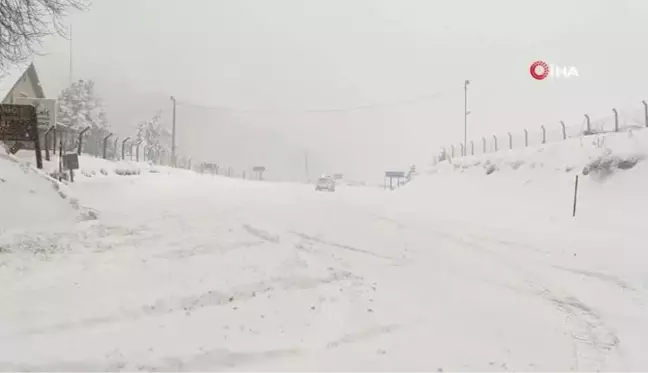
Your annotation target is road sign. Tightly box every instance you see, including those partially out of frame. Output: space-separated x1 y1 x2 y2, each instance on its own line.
0 104 42 169
62 153 79 170
253 166 266 172
0 104 38 142
13 98 56 130
385 171 405 178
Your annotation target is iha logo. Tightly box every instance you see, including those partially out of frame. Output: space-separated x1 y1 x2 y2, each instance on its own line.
530 60 579 80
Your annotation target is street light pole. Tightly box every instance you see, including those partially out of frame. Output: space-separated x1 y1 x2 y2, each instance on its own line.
464 80 470 154
170 96 177 167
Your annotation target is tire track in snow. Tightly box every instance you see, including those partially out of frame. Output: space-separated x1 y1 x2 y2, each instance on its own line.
5 270 361 339
364 214 624 371
0 347 303 372
291 231 398 262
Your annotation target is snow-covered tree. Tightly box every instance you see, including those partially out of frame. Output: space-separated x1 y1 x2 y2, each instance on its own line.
57 79 109 155
136 113 171 163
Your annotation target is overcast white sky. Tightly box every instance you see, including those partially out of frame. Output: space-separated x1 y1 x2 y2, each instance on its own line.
33 0 648 182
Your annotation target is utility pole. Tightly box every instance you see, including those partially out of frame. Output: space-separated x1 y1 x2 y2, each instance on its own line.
170 96 177 167
304 150 309 182
464 79 470 153
69 24 73 85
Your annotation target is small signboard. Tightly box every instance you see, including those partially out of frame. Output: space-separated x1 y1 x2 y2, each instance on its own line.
253 166 266 172
201 162 218 174
62 153 79 170
0 104 42 168
333 173 343 180
384 170 406 190
385 171 405 178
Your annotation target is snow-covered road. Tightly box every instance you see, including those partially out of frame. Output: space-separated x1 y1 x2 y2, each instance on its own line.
1 169 647 371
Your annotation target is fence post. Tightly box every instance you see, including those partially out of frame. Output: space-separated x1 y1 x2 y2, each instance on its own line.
459 143 464 157
524 129 529 147
541 125 546 144
612 108 619 132
102 133 113 159
121 137 130 160
113 137 119 159
584 114 591 134
451 144 455 157
493 135 498 151
470 140 474 155
642 101 648 128
77 126 91 155
572 174 579 217
508 132 512 149
44 126 54 161
482 137 486 153
560 121 566 140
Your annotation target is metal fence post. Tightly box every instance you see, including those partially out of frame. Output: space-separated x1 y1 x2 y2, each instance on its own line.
121 137 130 160
113 137 119 159
77 126 90 155
584 114 591 134
451 144 455 157
459 143 464 157
508 132 512 149
44 126 54 161
493 135 498 151
524 129 529 147
103 133 113 159
612 108 619 132
470 140 474 155
642 101 647 128
560 121 566 140
541 125 546 144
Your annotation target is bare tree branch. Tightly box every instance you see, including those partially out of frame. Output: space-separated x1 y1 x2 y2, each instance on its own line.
0 0 88 69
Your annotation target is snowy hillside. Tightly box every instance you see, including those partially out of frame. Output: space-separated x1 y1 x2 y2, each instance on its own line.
1 131 648 371
0 147 80 231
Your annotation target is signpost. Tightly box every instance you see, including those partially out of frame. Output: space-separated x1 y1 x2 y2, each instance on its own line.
384 171 405 190
201 162 218 175
63 153 79 182
253 166 266 180
0 104 42 169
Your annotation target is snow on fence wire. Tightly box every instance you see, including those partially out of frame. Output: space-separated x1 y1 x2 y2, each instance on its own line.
436 101 648 162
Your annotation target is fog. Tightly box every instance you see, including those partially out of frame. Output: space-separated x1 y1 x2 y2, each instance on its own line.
34 0 648 183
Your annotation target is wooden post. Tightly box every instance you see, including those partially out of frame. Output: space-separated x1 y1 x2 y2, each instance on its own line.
572 175 579 217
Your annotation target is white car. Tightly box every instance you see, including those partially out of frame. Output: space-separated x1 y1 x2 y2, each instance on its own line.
315 177 336 192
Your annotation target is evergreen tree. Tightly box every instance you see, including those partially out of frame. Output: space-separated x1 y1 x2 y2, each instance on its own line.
57 79 109 155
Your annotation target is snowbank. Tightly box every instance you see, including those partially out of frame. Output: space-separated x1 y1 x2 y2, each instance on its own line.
12 152 178 180
0 146 80 232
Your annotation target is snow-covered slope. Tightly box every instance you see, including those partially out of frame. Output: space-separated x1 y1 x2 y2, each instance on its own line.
0 146 80 232
1 130 647 371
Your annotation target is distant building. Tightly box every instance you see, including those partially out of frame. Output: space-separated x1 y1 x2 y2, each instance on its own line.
0 62 46 103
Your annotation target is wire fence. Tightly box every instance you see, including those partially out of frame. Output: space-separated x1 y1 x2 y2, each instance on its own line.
435 101 648 162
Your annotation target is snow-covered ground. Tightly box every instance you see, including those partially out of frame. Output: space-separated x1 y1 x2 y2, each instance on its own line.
1 130 648 371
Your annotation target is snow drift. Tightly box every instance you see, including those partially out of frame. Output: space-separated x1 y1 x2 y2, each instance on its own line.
0 146 80 232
